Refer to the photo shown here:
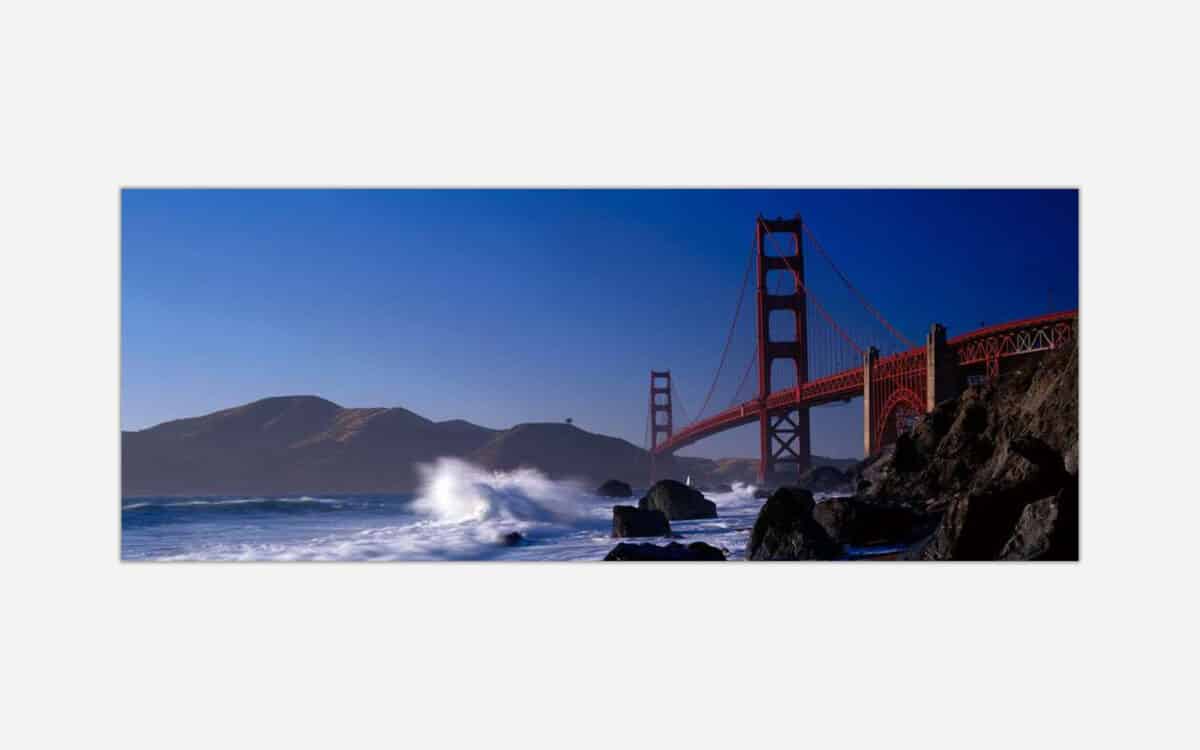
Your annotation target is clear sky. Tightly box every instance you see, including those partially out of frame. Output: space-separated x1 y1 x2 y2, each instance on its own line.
121 189 1078 459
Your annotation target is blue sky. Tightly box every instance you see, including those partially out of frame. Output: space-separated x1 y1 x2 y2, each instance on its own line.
121 189 1078 459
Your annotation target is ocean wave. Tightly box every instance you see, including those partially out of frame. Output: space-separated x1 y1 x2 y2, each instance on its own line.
411 458 597 524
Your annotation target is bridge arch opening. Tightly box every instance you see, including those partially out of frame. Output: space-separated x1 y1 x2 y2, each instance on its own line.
875 388 924 449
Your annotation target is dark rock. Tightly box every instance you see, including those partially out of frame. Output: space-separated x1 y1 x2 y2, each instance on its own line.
916 459 1074 561
746 487 841 560
638 479 717 520
596 479 633 498
797 465 850 493
753 487 771 499
603 541 726 561
612 505 671 538
498 531 525 547
812 497 937 547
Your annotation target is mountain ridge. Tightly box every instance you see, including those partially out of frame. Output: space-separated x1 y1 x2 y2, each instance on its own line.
122 395 855 497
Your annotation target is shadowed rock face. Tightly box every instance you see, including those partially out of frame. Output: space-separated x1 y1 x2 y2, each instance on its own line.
603 542 726 561
812 497 937 548
998 481 1078 561
638 480 717 520
746 488 841 561
611 506 671 538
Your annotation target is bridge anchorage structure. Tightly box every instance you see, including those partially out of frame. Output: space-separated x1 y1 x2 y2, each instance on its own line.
646 214 1077 486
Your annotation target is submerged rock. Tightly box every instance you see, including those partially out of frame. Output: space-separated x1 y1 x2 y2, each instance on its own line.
603 541 726 561
638 479 717 520
612 505 671 538
498 531 525 547
596 479 633 498
746 487 841 561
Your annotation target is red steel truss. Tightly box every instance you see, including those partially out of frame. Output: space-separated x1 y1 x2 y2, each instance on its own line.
952 311 1077 378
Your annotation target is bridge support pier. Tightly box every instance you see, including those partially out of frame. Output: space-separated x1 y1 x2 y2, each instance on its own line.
925 323 957 411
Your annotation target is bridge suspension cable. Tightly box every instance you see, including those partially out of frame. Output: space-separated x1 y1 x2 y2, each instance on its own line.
670 378 693 428
693 237 757 421
801 223 917 349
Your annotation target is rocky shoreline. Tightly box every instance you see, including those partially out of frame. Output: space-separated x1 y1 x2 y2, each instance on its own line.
602 342 1078 561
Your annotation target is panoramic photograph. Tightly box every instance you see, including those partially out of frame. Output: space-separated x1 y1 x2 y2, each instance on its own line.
121 188 1079 561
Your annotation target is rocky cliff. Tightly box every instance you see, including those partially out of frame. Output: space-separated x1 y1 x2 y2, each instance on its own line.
862 342 1079 560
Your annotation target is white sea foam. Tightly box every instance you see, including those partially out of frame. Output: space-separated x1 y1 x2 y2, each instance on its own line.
411 458 595 525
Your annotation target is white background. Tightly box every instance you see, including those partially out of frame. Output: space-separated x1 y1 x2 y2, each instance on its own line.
1 1 1197 748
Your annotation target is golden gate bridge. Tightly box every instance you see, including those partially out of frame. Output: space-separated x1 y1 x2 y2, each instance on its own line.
646 215 1077 484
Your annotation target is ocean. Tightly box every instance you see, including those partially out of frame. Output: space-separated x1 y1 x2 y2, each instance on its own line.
122 457 858 561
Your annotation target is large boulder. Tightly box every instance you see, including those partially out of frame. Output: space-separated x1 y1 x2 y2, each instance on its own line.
611 505 671 538
603 541 726 561
812 497 937 547
596 479 633 498
638 479 717 520
746 488 841 560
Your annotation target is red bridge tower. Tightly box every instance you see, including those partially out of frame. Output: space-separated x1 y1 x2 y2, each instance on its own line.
648 370 673 480
756 215 811 483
